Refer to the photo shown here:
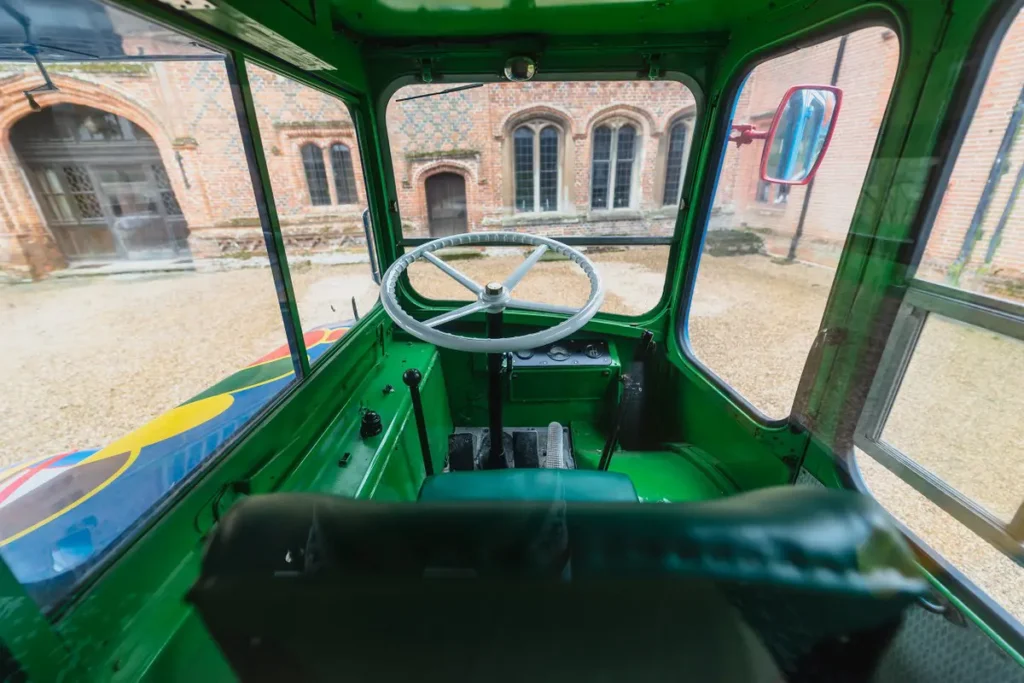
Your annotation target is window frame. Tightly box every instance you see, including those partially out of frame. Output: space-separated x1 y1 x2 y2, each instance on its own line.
589 119 640 210
0 43 317 631
380 75 704 323
854 280 1024 563
676 17 904 428
844 0 1024 574
511 119 563 214
15 49 374 624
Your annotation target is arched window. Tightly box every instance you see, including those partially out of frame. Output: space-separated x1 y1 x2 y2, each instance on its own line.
591 123 637 209
330 143 358 204
662 121 689 205
512 122 560 212
301 143 330 206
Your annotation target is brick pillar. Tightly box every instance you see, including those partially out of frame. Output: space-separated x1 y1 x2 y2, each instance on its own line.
0 132 66 279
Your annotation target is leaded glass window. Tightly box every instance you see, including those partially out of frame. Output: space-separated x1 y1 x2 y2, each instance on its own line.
301 143 331 206
513 123 560 212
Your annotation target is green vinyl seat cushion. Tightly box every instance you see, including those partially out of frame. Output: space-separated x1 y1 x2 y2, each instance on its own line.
189 487 926 682
417 469 639 503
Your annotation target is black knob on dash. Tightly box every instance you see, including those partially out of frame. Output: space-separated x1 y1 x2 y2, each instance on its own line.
360 410 383 438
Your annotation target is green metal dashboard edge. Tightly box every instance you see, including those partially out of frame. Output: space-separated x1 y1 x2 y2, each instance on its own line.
281 342 450 498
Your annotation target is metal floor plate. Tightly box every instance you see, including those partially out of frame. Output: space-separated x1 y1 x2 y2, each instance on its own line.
449 425 575 470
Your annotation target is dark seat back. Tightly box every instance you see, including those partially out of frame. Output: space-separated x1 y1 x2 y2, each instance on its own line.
188 487 926 682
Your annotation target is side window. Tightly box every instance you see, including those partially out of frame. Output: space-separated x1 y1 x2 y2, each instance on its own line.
687 27 900 418
246 65 379 364
855 8 1024 624
0 3 293 610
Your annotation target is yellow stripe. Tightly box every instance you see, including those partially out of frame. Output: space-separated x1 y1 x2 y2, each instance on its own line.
228 370 295 395
1 361 299 547
1 449 139 547
1 395 234 547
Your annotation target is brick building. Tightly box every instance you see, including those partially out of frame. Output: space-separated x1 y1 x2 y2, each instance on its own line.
0 51 370 278
386 80 695 239
722 27 901 268
1 8 1023 299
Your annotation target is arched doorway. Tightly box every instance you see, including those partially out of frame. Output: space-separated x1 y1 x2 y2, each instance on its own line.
425 172 467 237
11 104 188 262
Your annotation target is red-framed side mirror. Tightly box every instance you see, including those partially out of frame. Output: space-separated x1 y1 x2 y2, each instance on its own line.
760 85 843 185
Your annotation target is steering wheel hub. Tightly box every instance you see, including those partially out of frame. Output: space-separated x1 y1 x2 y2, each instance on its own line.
379 232 604 353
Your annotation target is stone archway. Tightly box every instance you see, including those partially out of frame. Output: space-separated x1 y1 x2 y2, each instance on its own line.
9 103 187 262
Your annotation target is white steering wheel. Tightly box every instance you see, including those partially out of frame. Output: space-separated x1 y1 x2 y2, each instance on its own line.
379 232 604 353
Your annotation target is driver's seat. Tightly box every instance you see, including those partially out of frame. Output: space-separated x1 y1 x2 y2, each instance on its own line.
188 487 925 682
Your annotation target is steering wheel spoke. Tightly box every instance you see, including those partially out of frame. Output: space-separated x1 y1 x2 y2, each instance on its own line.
503 244 548 291
506 298 577 316
423 251 483 295
424 300 488 328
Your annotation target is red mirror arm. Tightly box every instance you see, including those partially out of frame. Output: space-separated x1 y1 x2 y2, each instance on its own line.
729 123 769 147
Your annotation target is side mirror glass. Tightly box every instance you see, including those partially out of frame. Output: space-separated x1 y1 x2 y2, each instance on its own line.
761 85 842 185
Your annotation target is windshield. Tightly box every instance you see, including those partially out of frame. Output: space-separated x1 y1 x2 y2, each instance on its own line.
385 79 696 317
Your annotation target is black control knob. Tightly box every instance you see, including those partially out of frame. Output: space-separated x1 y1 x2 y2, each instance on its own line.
360 410 382 438
403 368 422 387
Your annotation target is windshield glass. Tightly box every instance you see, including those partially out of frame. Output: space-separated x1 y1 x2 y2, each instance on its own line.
386 79 696 316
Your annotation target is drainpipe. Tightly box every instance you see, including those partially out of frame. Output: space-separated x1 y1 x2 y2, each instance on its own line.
951 82 1024 282
786 35 847 262
985 158 1024 264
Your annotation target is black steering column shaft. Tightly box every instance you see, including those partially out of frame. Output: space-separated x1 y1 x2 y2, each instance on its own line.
485 283 508 469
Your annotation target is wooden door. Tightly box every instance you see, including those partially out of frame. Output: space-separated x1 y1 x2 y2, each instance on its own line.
425 173 467 237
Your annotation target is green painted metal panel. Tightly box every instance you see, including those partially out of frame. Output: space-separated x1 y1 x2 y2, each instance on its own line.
140 614 235 683
285 342 452 498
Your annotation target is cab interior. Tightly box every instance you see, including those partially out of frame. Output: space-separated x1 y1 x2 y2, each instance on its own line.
2 0 1023 680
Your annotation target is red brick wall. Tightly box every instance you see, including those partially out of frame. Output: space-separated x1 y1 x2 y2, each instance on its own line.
922 12 1024 291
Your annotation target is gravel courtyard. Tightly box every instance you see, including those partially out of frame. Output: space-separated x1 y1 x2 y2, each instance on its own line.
1 249 1020 619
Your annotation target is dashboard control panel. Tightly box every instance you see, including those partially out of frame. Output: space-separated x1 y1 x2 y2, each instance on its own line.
510 340 612 368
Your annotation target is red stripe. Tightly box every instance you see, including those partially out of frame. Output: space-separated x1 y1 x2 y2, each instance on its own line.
0 452 70 506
